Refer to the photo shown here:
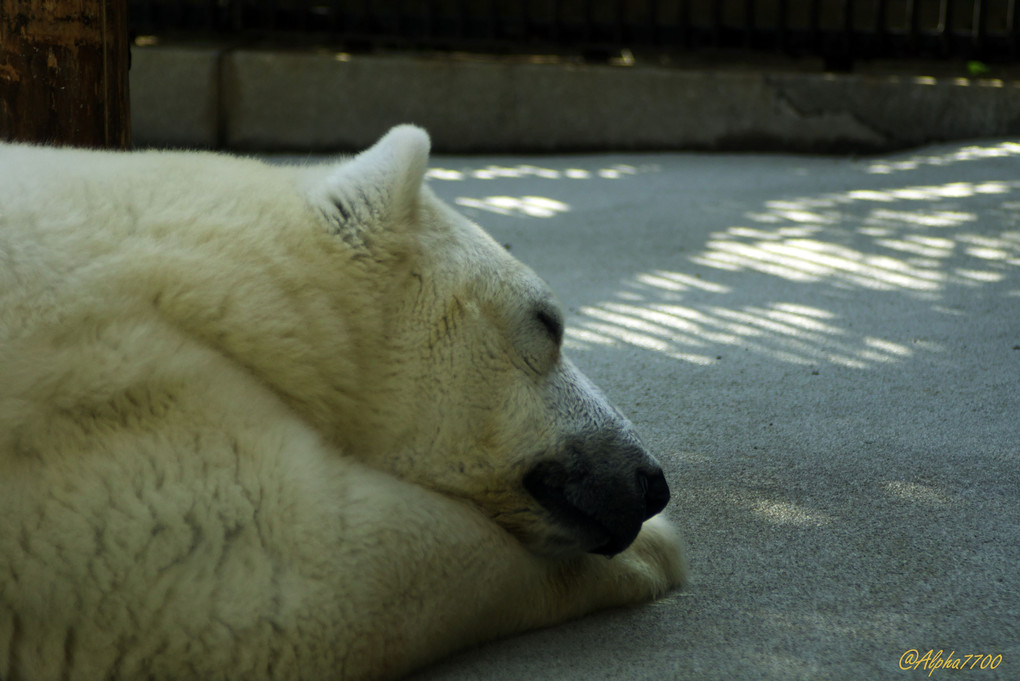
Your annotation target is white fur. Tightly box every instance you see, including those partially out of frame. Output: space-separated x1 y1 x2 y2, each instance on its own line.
0 127 685 681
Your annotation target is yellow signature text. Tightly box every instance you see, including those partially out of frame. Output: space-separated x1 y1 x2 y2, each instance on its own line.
900 650 1003 676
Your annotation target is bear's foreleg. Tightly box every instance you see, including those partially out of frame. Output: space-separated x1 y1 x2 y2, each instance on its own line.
332 469 686 680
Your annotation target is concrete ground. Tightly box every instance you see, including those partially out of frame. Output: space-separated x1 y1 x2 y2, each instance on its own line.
391 138 1019 680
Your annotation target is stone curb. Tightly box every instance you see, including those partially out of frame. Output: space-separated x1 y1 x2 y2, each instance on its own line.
130 45 1020 153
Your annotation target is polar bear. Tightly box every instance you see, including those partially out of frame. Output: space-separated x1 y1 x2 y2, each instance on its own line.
0 126 685 681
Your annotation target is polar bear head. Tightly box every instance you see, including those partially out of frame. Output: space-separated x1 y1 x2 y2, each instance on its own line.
298 127 670 557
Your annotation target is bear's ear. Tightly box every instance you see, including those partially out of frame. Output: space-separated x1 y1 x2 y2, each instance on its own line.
307 125 431 241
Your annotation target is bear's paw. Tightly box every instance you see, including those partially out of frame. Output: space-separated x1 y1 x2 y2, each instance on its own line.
600 515 688 605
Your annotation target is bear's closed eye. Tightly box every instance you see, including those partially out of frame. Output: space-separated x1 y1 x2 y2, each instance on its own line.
0 125 685 681
535 309 564 347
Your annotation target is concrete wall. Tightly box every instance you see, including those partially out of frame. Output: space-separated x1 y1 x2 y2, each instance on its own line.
130 45 1020 153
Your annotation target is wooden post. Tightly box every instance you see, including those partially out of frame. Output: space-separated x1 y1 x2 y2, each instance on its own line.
0 0 131 148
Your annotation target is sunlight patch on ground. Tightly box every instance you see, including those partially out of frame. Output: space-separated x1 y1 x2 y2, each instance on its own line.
865 141 1020 175
427 155 1017 369
435 161 656 219
694 235 951 292
567 177 1018 368
881 481 952 507
565 298 921 369
427 163 647 182
691 179 1020 294
745 181 1011 217
454 195 569 218
750 499 834 527
633 270 731 293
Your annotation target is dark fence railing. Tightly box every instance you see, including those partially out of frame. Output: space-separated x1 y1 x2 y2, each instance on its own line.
128 1 1020 66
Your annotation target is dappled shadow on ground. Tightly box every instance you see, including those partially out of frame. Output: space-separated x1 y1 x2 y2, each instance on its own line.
261 140 1020 681
429 142 1019 372
415 142 1019 680
427 161 640 217
565 175 1019 367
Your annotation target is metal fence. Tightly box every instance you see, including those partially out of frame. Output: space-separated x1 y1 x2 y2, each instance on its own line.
129 0 1019 65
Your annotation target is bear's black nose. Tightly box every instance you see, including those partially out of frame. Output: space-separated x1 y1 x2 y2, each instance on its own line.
640 468 671 519
523 448 671 557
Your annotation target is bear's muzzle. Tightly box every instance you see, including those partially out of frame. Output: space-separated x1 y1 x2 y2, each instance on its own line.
523 435 670 556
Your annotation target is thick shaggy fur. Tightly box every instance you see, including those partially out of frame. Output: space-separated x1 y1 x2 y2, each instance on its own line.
0 127 685 680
